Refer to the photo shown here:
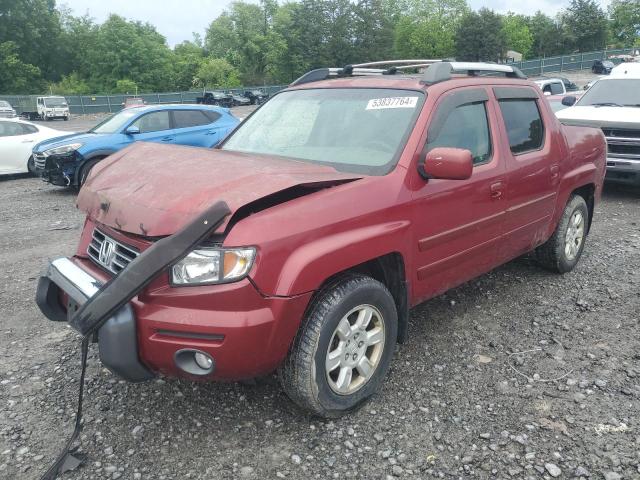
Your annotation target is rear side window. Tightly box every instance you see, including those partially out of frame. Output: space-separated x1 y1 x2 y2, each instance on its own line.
426 102 492 165
22 124 38 134
0 121 27 137
173 110 214 128
498 100 544 154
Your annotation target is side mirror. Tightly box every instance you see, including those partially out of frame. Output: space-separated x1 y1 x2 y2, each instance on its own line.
561 96 577 107
421 147 473 180
543 91 551 96
125 125 140 135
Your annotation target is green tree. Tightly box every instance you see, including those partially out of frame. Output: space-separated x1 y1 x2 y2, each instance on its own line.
501 12 533 58
562 0 608 51
50 72 91 95
194 58 241 88
608 0 640 47
114 79 138 94
173 40 205 90
0 0 63 81
394 0 468 59
526 12 566 57
0 41 43 93
83 15 174 92
455 8 506 61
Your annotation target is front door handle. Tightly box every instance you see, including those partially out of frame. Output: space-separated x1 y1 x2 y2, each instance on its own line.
550 164 560 179
206 130 217 135
21 139 35 143
161 137 173 142
490 181 504 199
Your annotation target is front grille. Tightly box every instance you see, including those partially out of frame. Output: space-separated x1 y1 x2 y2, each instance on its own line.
34 153 47 170
87 229 139 275
603 128 640 160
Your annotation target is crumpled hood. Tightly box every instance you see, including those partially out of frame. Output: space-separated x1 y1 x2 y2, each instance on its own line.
77 142 360 237
33 132 98 153
557 106 640 128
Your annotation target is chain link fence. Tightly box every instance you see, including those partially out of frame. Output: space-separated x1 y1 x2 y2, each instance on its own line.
507 47 638 76
0 85 287 115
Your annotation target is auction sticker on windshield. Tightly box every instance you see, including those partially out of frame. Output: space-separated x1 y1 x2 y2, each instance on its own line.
366 97 419 110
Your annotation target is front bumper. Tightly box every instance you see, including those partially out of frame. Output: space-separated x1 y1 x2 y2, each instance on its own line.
606 157 640 185
36 258 154 382
37 256 313 382
34 152 80 186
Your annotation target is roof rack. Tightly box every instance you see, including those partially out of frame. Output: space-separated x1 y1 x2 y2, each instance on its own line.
290 60 527 87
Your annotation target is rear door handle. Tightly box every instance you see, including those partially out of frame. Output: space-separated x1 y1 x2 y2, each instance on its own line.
206 130 217 135
161 137 173 142
21 139 35 143
490 181 504 199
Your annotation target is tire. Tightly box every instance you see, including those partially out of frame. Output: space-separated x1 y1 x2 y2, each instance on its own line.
77 158 102 188
279 274 398 417
63 117 69 121
27 156 36 175
535 195 589 273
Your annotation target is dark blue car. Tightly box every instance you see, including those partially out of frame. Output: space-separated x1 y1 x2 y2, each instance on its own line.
33 104 239 187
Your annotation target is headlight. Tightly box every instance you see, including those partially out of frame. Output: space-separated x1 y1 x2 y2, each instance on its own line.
171 247 256 285
44 143 83 156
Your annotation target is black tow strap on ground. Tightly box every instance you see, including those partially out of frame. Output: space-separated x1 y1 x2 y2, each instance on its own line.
39 201 231 480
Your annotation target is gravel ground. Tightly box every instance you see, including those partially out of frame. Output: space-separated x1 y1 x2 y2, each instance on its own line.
0 176 638 480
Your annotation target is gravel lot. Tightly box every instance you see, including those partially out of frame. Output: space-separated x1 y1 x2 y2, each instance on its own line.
0 172 639 480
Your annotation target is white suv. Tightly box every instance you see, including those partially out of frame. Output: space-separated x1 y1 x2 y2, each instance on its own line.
557 75 640 187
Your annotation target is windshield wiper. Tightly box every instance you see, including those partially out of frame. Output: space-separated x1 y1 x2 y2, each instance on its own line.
591 102 623 107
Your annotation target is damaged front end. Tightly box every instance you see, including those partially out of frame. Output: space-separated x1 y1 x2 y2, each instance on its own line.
33 151 81 186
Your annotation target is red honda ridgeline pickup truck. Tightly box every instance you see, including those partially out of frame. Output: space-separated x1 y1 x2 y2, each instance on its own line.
37 61 606 417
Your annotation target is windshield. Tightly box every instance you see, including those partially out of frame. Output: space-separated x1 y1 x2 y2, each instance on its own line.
89 109 139 134
576 79 640 107
44 97 67 107
222 88 425 175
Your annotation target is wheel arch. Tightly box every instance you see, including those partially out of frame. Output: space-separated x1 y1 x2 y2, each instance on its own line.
570 183 596 233
302 253 410 344
73 151 114 186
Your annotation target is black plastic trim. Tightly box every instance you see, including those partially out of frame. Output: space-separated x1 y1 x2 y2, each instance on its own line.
492 86 539 100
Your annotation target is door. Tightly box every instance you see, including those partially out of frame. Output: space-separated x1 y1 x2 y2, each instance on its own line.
493 87 558 261
170 109 221 147
0 121 36 173
411 87 507 302
129 111 173 144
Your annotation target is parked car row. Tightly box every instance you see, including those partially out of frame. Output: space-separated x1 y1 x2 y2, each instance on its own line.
196 89 268 107
0 104 240 185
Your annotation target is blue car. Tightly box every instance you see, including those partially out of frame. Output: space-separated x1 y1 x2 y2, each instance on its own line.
33 104 239 187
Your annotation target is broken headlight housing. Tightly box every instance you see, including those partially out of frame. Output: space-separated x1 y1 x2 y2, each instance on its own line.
171 247 256 285
44 143 83 156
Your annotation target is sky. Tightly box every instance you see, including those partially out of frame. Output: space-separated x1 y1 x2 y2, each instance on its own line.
60 0 613 47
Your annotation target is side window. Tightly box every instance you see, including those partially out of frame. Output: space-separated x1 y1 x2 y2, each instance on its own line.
550 82 564 95
426 102 492 165
131 111 170 133
203 110 221 123
173 110 213 129
498 99 544 155
542 84 552 94
0 121 27 137
21 124 38 134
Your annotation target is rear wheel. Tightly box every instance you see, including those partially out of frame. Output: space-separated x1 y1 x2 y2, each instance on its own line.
536 195 589 273
279 274 397 417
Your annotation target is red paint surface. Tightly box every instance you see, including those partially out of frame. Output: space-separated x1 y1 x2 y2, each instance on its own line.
70 76 606 380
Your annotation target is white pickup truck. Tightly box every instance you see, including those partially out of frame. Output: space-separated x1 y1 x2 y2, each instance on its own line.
557 75 640 187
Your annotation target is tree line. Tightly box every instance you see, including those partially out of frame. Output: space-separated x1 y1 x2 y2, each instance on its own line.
0 0 638 95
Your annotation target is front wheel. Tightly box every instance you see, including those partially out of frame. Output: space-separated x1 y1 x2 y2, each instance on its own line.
279 274 397 417
27 156 36 175
535 195 589 273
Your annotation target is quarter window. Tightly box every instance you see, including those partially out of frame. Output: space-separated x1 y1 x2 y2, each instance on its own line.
173 110 215 128
498 99 544 154
426 102 492 165
131 111 170 133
